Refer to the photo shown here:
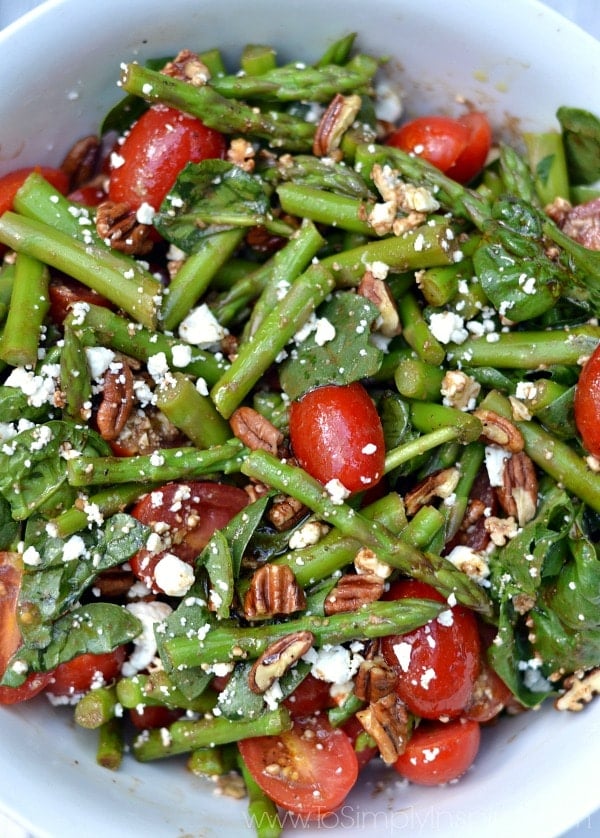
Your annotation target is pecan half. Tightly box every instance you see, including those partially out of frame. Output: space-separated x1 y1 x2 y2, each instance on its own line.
354 657 397 703
404 467 460 517
496 450 538 526
324 572 384 616
248 630 314 694
96 200 153 256
243 563 306 620
357 271 401 337
312 93 362 157
473 408 524 452
96 356 135 441
356 692 410 764
267 494 308 532
60 134 101 190
229 406 283 455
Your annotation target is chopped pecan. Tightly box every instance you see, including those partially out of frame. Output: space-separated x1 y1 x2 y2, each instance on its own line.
354 657 397 703
60 134 101 190
243 563 306 620
404 467 460 517
357 271 401 337
483 515 518 546
353 546 393 580
440 370 481 411
161 49 211 85
473 408 524 452
324 572 384 616
96 200 153 256
555 668 600 711
312 93 362 157
248 630 314 694
356 693 410 764
267 494 308 531
113 405 184 455
496 450 538 526
96 356 135 441
229 406 283 455
227 137 256 173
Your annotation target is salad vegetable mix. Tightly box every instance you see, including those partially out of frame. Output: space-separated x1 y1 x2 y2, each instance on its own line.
1 33 600 831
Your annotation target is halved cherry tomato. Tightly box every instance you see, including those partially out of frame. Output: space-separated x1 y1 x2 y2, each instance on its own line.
394 718 481 786
574 342 600 456
283 673 333 717
67 183 107 206
463 659 513 723
108 104 227 210
0 553 53 704
47 647 127 697
289 382 385 494
380 580 481 719
238 714 359 817
386 112 492 184
129 705 183 730
0 166 69 216
48 277 112 324
129 480 249 592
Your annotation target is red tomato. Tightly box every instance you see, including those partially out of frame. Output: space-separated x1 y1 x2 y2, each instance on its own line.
463 659 513 723
574 342 600 456
129 705 183 730
48 277 112 324
68 183 107 206
380 580 481 719
0 166 69 216
108 104 226 210
394 718 481 786
289 382 385 494
0 552 54 704
386 112 491 184
283 673 333 717
47 647 127 697
238 714 359 817
129 481 249 592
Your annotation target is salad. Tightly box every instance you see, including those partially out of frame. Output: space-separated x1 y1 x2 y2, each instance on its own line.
0 32 600 834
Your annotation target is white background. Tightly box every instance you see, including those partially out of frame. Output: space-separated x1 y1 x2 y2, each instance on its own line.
0 0 598 836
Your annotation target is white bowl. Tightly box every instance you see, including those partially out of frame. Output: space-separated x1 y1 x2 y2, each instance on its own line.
1 1 599 836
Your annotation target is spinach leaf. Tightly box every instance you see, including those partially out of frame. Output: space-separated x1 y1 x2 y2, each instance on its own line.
1 603 141 688
154 160 270 252
154 596 215 700
18 513 149 648
0 420 110 520
279 290 383 400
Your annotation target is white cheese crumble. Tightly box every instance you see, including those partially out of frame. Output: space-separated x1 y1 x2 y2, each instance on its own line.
122 600 173 676
154 553 195 597
428 311 468 345
178 303 227 348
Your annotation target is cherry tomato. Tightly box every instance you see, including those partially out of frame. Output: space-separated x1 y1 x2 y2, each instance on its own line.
0 166 69 216
283 673 333 717
386 112 492 184
0 672 54 705
129 481 249 592
238 714 359 817
108 104 227 210
47 647 127 697
380 580 481 719
289 382 385 494
463 659 513 723
48 277 112 324
574 342 600 456
67 183 107 206
394 718 481 786
129 705 183 730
